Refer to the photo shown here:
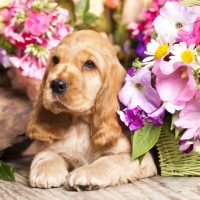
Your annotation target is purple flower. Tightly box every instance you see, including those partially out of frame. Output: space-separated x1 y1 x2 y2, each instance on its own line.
136 34 146 58
117 107 144 131
147 104 165 125
136 42 146 59
127 68 135 76
179 140 194 154
119 67 161 114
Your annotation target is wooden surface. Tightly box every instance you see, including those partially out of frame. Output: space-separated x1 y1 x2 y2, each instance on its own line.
0 88 32 150
0 159 200 200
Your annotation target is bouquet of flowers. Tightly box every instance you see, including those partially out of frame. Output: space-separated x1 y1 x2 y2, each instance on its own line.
0 0 71 100
0 0 71 79
128 0 180 58
118 1 200 162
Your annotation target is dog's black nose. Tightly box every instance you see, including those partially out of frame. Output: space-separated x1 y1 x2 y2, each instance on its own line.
50 79 67 94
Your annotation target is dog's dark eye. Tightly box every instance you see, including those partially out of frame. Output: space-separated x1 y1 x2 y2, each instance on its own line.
83 60 96 69
52 56 59 65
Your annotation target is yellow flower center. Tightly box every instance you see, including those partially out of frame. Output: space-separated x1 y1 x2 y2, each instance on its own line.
155 44 169 59
180 66 188 79
181 50 194 63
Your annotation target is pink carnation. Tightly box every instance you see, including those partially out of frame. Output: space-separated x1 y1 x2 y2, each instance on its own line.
178 17 200 46
24 11 50 36
1 0 71 80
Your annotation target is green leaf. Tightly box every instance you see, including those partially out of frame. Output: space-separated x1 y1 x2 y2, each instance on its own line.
76 0 89 15
0 161 15 182
175 127 183 138
171 112 179 130
0 36 15 54
132 123 161 160
138 153 146 165
82 13 98 24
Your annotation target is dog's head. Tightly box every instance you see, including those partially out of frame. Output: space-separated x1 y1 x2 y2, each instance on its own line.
27 30 126 147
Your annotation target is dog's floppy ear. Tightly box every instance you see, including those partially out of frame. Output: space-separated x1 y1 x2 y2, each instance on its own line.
26 70 71 143
92 57 126 147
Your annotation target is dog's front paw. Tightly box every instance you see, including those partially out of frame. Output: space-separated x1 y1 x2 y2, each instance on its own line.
29 151 68 188
66 166 111 191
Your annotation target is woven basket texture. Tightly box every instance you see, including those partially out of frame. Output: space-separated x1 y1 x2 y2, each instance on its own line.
157 123 200 176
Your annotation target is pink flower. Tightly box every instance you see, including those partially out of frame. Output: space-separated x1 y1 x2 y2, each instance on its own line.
9 54 46 80
153 2 197 43
178 17 200 46
24 11 50 36
174 93 200 153
153 60 197 113
4 25 25 45
0 0 71 80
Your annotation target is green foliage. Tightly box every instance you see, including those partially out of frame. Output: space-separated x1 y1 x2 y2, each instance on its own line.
138 154 146 165
0 36 14 54
114 23 129 46
76 0 89 15
82 13 98 24
131 123 161 161
132 58 144 70
0 161 15 182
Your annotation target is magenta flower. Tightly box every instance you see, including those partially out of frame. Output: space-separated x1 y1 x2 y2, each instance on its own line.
24 11 50 36
153 60 197 113
178 17 200 46
117 107 144 131
119 68 161 114
174 93 200 153
127 68 135 76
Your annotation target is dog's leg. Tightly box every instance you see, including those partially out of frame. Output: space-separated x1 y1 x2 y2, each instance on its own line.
29 150 68 188
66 152 157 191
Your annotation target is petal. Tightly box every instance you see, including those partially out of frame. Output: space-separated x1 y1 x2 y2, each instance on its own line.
180 126 198 140
117 110 129 126
174 98 200 129
165 102 176 114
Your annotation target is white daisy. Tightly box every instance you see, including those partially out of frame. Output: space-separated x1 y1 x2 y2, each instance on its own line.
142 38 171 68
170 42 200 70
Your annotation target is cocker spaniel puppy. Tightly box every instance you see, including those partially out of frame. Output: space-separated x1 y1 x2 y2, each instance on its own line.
26 30 157 191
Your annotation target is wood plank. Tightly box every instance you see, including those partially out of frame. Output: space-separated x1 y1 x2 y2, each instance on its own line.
0 159 200 200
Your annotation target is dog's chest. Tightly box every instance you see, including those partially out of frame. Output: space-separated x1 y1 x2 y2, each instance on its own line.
49 120 93 162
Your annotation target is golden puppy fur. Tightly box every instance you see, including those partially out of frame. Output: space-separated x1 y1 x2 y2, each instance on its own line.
26 30 157 191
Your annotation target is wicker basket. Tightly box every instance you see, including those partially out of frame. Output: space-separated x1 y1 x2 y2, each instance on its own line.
156 122 200 176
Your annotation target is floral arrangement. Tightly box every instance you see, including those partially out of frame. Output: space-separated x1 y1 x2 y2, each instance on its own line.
118 1 200 161
0 0 71 80
128 0 180 58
